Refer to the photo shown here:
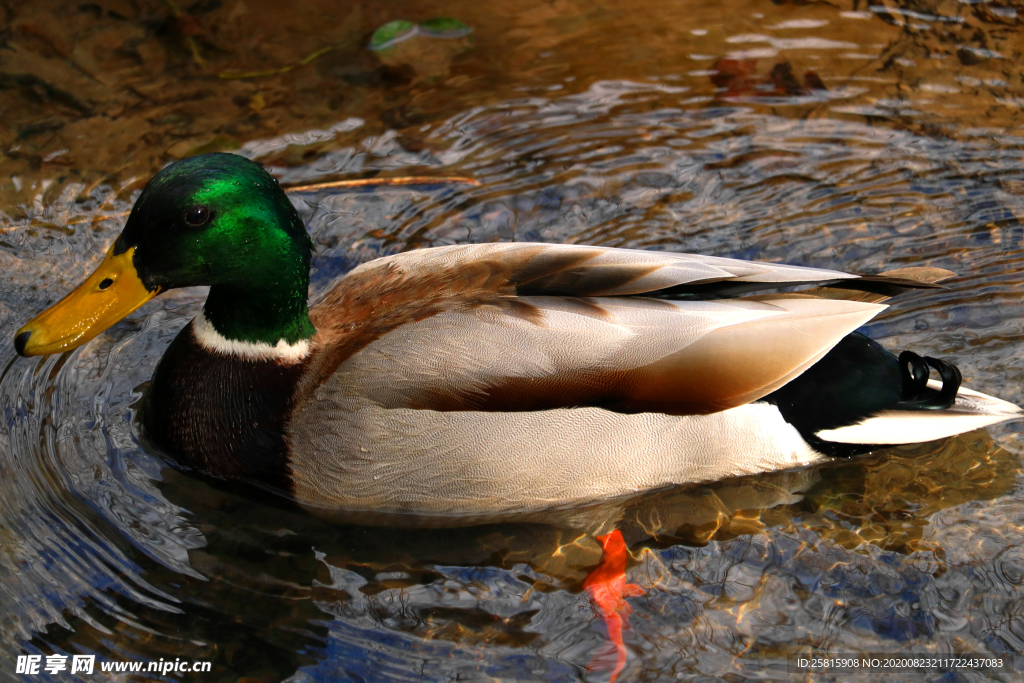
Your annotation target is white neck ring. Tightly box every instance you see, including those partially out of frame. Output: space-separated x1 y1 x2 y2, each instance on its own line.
191 313 311 363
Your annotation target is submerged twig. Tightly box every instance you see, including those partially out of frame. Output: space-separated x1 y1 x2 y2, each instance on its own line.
282 176 480 192
63 176 479 225
217 43 345 80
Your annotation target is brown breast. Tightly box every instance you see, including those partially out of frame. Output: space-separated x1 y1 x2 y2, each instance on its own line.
143 322 310 492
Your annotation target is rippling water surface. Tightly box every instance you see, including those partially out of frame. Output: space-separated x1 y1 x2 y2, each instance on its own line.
5 0 1024 680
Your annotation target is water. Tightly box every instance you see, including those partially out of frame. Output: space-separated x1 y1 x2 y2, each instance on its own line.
4 0 1024 680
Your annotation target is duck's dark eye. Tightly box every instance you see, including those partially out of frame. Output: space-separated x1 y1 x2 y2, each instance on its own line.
184 205 210 227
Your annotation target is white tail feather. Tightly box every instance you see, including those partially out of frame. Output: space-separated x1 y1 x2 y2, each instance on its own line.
816 380 1022 445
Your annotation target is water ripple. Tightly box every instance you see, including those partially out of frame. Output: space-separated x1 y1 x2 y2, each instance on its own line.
3 77 1024 680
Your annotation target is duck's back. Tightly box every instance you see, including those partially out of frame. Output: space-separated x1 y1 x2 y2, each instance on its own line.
281 244 1018 517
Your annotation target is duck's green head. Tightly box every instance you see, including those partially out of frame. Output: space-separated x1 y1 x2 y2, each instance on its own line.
15 153 316 357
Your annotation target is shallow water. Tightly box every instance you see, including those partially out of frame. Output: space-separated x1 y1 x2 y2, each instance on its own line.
5 0 1024 681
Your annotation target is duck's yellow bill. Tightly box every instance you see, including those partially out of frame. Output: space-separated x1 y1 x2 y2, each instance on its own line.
15 245 159 357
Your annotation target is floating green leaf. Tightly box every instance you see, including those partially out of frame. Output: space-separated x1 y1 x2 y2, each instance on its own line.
419 18 472 38
370 20 417 51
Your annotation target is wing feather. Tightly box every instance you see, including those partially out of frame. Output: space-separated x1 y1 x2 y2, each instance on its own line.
334 242 860 300
316 294 885 415
305 243 879 395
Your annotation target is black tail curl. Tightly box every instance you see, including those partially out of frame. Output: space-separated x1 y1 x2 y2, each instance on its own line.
763 333 967 458
893 351 962 410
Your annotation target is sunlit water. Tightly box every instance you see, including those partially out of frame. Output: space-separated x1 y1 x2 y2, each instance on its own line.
5 3 1024 682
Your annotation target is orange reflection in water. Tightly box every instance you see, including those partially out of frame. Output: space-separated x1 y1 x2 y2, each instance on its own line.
582 530 646 683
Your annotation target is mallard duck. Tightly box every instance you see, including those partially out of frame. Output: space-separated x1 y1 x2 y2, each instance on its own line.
14 153 1022 517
